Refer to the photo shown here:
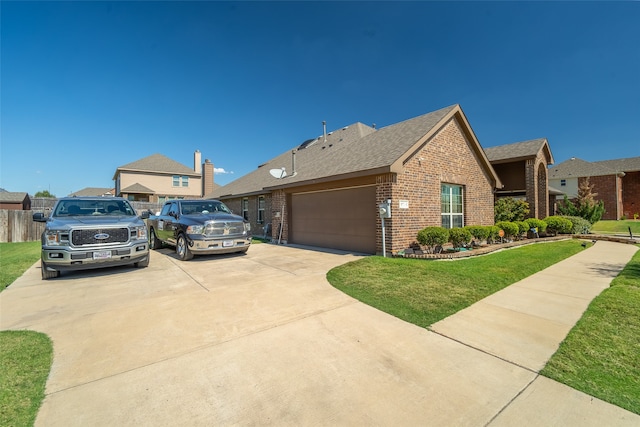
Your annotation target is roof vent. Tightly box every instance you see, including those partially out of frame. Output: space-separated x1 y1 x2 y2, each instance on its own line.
342 126 349 130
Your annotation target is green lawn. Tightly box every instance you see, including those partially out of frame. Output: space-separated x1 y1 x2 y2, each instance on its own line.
0 241 41 292
1 242 53 427
327 239 587 327
0 331 53 427
591 219 640 236
541 245 640 415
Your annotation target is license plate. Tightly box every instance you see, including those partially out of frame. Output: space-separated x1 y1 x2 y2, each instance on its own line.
222 240 234 247
93 250 112 260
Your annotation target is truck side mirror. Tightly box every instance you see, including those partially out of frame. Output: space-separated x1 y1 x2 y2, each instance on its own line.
33 212 46 222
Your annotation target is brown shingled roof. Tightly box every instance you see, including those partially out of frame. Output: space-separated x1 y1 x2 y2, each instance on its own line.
113 153 198 180
594 156 640 173
548 157 615 179
120 183 155 194
210 105 501 198
484 138 554 165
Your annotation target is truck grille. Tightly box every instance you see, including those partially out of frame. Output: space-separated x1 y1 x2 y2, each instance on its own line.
203 221 245 237
71 228 130 246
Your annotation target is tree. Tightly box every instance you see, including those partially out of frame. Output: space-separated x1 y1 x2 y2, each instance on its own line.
494 197 530 222
556 177 605 224
34 190 56 198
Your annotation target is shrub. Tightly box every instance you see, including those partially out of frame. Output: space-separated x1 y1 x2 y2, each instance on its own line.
464 225 490 244
556 177 605 224
526 218 547 235
486 225 500 244
495 197 530 222
416 227 449 253
564 216 592 234
448 227 472 249
516 221 530 239
544 216 573 235
495 221 519 240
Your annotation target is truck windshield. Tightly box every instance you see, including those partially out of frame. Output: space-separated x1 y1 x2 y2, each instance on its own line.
53 200 136 217
180 201 232 215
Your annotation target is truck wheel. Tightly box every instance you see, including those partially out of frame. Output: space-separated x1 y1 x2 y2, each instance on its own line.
176 234 193 261
149 228 162 250
135 255 149 268
41 261 59 280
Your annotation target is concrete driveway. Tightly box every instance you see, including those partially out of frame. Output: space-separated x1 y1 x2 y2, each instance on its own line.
1 242 638 426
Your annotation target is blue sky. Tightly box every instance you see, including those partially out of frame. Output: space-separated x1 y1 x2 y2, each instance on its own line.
1 1 638 197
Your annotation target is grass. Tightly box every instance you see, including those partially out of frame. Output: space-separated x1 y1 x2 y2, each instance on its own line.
0 331 53 427
541 244 640 415
327 239 587 327
1 242 53 427
0 241 41 292
591 219 640 236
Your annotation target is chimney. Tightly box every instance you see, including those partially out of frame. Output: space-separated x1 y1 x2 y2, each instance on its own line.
202 159 214 197
194 150 202 174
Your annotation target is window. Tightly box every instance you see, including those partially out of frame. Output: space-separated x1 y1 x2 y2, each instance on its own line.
560 179 566 187
182 176 189 187
242 198 249 220
172 175 180 187
257 196 265 223
441 184 464 228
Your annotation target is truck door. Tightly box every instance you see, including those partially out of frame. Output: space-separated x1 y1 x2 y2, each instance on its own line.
156 202 176 243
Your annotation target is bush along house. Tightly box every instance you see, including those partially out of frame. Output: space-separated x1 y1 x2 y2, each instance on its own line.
207 104 503 255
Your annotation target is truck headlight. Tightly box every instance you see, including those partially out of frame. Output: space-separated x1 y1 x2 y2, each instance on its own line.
44 230 63 246
186 225 204 234
134 226 147 240
244 222 251 232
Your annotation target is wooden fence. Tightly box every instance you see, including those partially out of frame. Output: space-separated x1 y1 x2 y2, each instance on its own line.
1 201 163 243
0 210 47 242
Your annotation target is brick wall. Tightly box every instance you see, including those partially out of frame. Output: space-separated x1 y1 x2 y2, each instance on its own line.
622 171 640 219
381 117 495 253
220 194 274 238
580 175 618 220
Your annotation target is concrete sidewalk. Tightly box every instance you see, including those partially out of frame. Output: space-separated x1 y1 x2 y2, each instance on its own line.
1 240 638 426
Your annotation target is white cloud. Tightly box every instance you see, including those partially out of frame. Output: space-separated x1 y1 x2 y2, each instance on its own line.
214 167 233 175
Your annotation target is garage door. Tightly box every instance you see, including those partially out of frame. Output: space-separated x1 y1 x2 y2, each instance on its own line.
291 186 377 254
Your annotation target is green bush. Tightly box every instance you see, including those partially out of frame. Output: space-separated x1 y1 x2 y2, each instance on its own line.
495 197 530 222
516 221 530 239
416 227 449 253
495 221 520 240
448 227 472 249
486 225 500 244
544 216 573 235
564 216 592 234
526 218 547 234
464 225 490 244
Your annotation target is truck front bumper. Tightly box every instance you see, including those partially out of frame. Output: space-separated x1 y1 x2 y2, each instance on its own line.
188 236 252 255
41 241 149 271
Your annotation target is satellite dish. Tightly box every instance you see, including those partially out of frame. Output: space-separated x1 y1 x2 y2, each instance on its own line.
269 167 287 179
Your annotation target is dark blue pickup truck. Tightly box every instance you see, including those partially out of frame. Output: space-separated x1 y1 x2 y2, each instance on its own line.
147 199 251 260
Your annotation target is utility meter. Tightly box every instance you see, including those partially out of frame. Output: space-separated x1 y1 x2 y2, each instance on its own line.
379 201 391 219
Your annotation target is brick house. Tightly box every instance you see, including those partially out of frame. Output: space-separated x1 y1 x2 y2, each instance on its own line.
549 156 640 220
484 138 555 219
208 105 502 254
113 151 216 202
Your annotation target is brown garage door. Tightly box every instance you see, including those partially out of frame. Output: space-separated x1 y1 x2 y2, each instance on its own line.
291 186 377 254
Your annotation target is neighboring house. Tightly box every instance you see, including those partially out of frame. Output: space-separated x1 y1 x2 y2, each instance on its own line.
549 156 640 220
484 138 555 219
113 151 216 202
0 192 31 210
68 187 115 197
208 104 502 255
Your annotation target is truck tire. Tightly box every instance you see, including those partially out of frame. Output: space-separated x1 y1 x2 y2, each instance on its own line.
176 234 193 261
41 261 60 280
135 255 149 268
149 228 162 250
